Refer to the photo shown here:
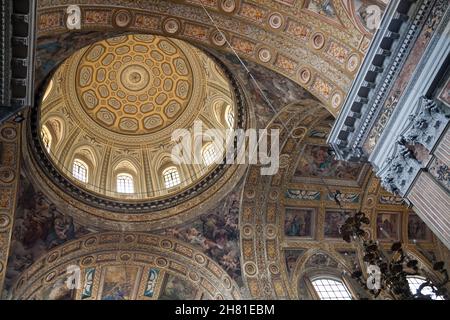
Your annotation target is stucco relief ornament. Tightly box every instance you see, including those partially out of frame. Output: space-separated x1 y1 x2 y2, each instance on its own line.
403 97 450 150
380 140 420 196
220 0 237 13
66 5 81 30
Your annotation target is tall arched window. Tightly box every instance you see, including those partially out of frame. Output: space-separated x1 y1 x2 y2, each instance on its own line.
311 277 352 300
202 144 218 166
41 127 52 152
163 167 181 188
407 276 444 300
225 105 234 128
117 173 134 194
72 159 88 183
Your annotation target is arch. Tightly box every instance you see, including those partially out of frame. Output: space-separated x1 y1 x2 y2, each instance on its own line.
42 79 54 102
67 146 97 182
212 98 234 129
72 158 89 183
10 232 241 300
152 152 188 192
41 116 65 154
111 160 140 196
35 1 370 115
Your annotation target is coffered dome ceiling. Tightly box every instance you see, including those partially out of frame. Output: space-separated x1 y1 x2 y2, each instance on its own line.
31 34 247 220
75 34 194 136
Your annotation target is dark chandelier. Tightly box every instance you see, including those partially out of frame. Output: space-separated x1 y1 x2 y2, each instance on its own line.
340 211 449 300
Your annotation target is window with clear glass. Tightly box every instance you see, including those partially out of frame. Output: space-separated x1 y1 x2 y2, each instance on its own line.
407 276 444 300
117 173 134 194
163 167 181 188
226 105 234 128
311 278 352 300
72 159 88 183
202 144 218 166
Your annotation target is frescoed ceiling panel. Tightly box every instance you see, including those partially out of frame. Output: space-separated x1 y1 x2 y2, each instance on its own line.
5 0 450 301
35 0 389 115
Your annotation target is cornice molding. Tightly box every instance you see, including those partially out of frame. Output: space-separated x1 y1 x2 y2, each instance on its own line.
328 0 436 161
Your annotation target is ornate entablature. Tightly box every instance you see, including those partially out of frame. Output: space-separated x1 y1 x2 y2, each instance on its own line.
0 0 36 123
328 0 450 162
328 0 450 248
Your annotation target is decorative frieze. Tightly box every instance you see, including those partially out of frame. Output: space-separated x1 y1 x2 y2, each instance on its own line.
0 121 21 295
379 97 449 196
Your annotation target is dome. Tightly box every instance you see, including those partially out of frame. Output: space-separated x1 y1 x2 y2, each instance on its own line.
35 34 244 204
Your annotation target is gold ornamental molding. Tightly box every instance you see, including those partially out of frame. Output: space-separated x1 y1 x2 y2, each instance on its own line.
35 0 376 115
0 121 21 296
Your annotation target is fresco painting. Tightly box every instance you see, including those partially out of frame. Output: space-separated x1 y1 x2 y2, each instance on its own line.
4 173 91 297
408 213 432 242
295 145 362 180
159 274 198 300
324 211 350 238
160 182 242 285
284 208 315 238
376 212 400 241
101 265 139 300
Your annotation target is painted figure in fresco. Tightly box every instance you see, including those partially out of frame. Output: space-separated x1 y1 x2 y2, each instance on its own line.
382 218 394 236
377 214 398 239
4 175 89 297
296 145 361 180
408 214 430 241
46 214 76 248
160 189 242 283
307 253 338 268
324 212 345 238
102 284 128 300
285 210 311 237
38 278 75 300
21 193 54 248
160 275 197 300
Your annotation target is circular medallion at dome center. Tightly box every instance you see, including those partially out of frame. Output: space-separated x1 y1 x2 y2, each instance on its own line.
120 65 151 92
75 35 194 135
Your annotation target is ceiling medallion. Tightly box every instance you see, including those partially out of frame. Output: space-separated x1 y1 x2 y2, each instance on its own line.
312 32 325 50
120 65 151 91
268 12 283 29
258 47 272 63
113 9 132 28
210 30 227 47
0 168 15 183
332 92 343 109
163 18 180 34
298 67 311 84
347 53 361 73
0 214 11 229
220 0 237 13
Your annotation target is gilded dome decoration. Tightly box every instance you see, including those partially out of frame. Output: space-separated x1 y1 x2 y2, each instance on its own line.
33 34 246 210
75 35 194 135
